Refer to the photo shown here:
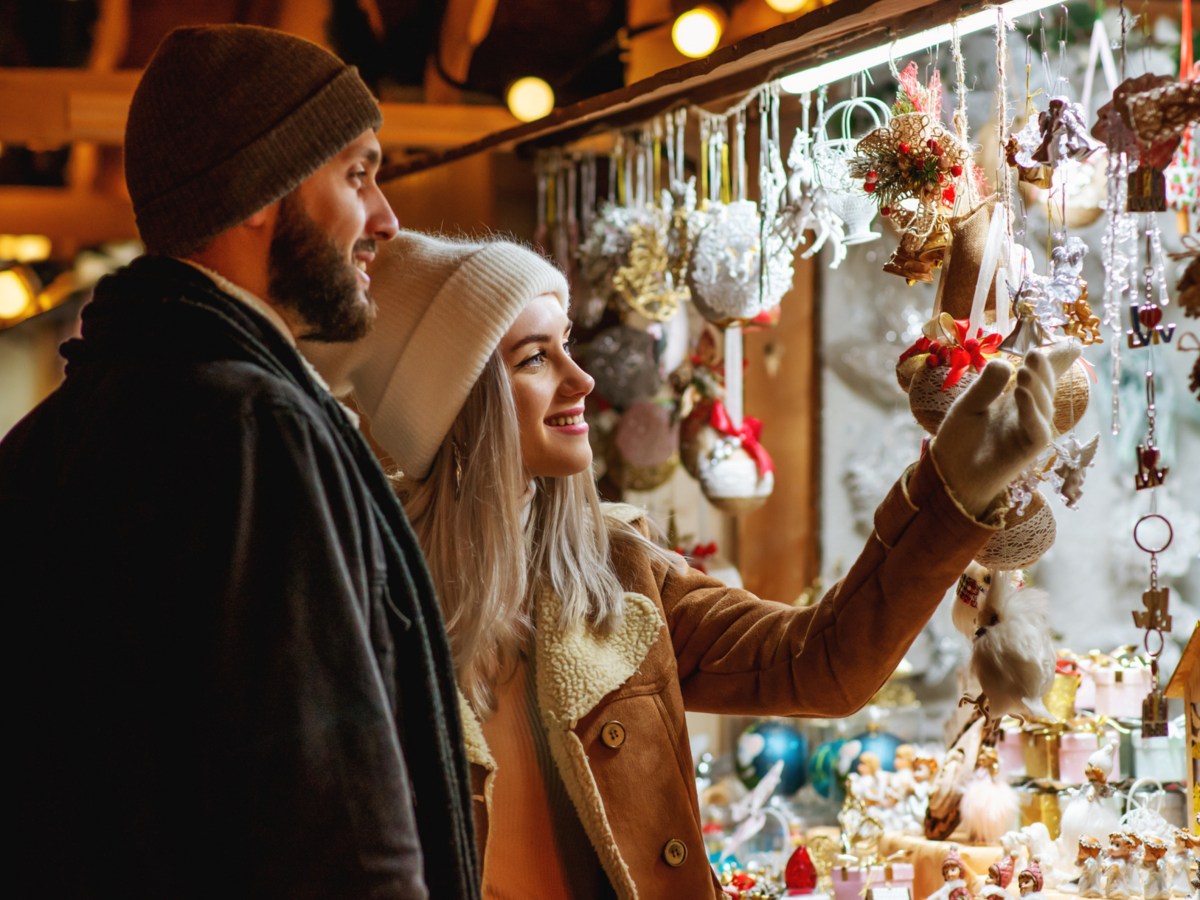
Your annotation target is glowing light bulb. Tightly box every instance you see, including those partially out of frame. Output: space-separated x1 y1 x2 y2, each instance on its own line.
506 77 555 123
764 0 812 12
0 269 34 319
671 7 724 59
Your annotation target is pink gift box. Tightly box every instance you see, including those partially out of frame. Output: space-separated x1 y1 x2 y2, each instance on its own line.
1092 665 1150 719
831 863 915 900
1058 731 1099 783
995 727 1026 779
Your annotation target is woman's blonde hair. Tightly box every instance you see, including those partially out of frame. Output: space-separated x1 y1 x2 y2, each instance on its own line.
397 352 673 713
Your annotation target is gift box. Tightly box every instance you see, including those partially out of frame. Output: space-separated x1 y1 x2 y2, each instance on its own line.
995 726 1026 779
1133 732 1187 782
831 863 915 900
1092 663 1151 719
1017 784 1064 838
1059 731 1100 783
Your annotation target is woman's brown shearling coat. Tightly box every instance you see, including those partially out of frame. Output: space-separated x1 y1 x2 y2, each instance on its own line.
461 452 999 899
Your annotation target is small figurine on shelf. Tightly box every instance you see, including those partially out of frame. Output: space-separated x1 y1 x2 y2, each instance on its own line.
1167 828 1198 896
981 855 1017 900
1140 837 1171 900
1017 858 1046 900
785 844 819 897
1103 832 1144 900
847 751 885 807
928 846 974 900
1075 835 1104 898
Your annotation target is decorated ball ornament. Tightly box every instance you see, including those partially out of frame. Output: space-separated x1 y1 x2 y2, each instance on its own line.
974 490 1057 570
680 396 719 479
848 727 905 773
1051 358 1091 435
699 400 775 516
735 718 809 797
808 737 848 801
899 314 1003 434
580 324 663 409
688 199 790 325
606 401 680 492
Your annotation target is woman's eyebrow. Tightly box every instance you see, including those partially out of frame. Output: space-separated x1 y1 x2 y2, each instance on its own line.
508 333 551 353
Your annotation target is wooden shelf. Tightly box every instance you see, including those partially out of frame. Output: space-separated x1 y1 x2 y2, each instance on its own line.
377 0 988 181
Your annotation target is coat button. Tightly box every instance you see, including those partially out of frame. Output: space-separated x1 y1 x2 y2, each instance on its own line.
663 838 687 867
600 720 626 748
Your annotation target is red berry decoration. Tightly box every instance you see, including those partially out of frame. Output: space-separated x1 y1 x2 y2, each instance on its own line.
866 170 878 181
899 142 911 154
864 182 876 193
881 206 892 217
951 163 964 177
785 845 818 893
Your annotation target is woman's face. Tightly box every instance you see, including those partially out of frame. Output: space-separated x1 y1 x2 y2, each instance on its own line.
501 293 594 478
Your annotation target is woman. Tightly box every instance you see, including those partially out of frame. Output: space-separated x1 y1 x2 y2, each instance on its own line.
303 230 1067 900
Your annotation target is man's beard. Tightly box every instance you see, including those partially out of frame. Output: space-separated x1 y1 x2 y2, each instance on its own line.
268 194 377 342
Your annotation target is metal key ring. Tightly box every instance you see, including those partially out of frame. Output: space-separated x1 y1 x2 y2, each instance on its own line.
1144 629 1165 658
1133 514 1173 555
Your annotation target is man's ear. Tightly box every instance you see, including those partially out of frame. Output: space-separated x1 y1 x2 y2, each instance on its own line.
242 200 279 232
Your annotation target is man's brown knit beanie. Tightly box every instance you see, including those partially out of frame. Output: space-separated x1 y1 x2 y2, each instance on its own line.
125 24 382 256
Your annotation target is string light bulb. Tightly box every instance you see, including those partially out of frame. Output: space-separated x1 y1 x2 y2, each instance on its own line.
764 0 813 13
0 268 36 321
671 6 725 59
505 77 555 123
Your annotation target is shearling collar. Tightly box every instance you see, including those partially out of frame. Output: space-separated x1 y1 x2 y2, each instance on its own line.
533 588 663 730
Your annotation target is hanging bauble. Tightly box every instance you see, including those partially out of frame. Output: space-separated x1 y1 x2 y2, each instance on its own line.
907 365 980 435
1051 358 1091 435
974 491 1057 569
700 441 775 516
735 718 809 797
808 737 848 801
581 324 663 409
606 401 680 492
688 200 771 325
848 727 905 772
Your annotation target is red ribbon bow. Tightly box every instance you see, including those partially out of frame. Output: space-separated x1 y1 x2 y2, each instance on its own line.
942 318 1003 389
709 400 775 477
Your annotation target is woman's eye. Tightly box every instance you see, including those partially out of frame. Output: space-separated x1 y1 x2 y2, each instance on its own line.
562 339 574 357
517 350 546 369
350 169 367 186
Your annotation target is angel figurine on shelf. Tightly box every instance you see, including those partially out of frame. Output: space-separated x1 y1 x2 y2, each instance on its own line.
1075 835 1104 898
1167 828 1198 896
980 855 1017 900
1017 858 1045 900
1103 832 1144 900
1140 836 1171 900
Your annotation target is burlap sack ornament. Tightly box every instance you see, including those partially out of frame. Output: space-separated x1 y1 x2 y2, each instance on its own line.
1052 358 1090 435
908 365 980 434
975 491 1057 569
606 401 679 492
937 196 999 321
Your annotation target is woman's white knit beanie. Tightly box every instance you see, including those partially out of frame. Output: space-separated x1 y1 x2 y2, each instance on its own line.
303 230 569 479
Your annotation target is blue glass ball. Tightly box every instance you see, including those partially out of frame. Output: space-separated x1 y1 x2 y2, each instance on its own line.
808 737 847 800
735 719 808 796
849 728 904 772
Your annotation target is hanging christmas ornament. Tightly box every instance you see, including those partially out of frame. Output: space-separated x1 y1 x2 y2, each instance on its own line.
699 399 775 516
1047 432 1100 509
974 489 1057 570
849 63 971 285
896 313 1002 434
606 400 680 492
581 323 663 409
812 96 892 246
1131 513 1175 739
1170 239 1200 319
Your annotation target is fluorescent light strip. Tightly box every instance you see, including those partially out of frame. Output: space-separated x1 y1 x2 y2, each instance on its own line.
779 0 1064 95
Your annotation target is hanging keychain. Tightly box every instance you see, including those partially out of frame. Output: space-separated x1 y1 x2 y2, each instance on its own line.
1132 513 1174 738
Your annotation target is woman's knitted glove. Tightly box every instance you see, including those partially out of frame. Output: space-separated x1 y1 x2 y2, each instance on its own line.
931 341 1082 519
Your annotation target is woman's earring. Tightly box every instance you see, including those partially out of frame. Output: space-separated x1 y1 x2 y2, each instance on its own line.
452 439 464 499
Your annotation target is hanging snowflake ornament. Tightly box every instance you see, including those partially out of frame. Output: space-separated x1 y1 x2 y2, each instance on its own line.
772 128 847 268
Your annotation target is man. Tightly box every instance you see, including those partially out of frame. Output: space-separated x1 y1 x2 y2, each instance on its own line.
1 25 478 898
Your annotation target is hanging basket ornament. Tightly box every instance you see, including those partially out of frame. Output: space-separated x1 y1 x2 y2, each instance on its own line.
811 96 893 246
606 401 680 492
581 324 663 409
896 313 1003 434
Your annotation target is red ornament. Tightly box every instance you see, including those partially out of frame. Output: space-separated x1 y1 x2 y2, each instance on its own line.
928 139 943 156
881 206 892 217
866 170 878 181
1138 304 1163 328
864 182 876 193
951 163 964 177
785 845 818 893
731 872 758 891
899 142 911 154
942 185 956 204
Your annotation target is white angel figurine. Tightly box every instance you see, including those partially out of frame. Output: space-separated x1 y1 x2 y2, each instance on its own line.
981 855 1017 900
1076 835 1105 898
1141 837 1171 900
1167 828 1197 896
1103 832 1145 900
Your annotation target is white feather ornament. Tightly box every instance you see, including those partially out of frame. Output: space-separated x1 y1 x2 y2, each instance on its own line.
966 571 1057 723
